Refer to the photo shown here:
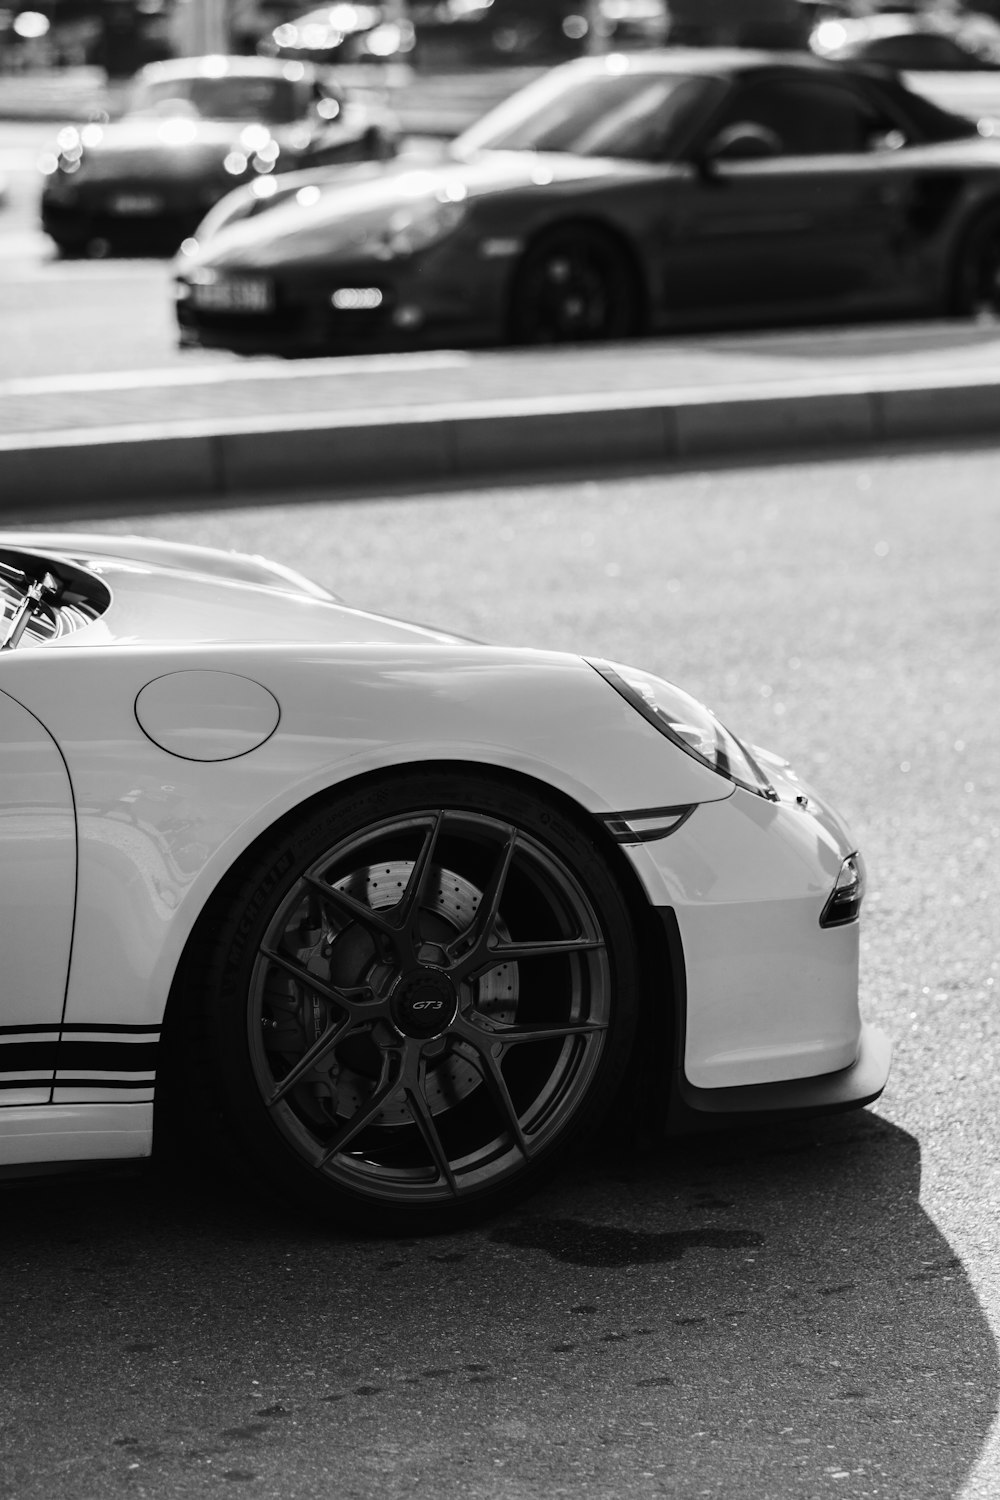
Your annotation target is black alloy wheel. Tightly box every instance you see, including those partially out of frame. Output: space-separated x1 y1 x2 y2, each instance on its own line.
953 208 1000 317
199 773 641 1231
509 226 639 345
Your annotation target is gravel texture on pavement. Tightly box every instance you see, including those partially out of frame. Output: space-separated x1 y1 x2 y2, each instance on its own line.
1 446 997 1500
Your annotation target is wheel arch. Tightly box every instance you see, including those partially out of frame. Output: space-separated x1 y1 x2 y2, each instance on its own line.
946 194 1000 314
155 756 676 1142
504 214 650 339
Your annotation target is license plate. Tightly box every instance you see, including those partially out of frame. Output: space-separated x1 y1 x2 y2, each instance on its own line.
108 193 163 216
191 277 274 314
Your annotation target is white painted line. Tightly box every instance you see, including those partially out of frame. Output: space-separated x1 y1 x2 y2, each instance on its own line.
0 146 44 166
686 319 1000 356
0 260 167 282
0 233 49 262
0 349 471 396
2 366 999 451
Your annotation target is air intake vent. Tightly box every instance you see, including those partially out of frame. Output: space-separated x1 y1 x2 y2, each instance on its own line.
0 548 109 649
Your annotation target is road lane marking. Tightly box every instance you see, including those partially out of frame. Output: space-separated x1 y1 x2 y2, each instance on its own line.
0 350 471 397
0 148 42 170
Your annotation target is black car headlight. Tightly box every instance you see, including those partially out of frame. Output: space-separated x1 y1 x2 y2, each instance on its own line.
820 853 865 927
591 659 777 800
370 194 469 259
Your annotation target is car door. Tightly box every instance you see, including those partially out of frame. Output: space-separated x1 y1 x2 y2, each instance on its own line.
657 71 912 318
0 688 76 1106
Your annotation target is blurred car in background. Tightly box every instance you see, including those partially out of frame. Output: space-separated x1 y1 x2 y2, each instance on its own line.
409 0 667 68
260 3 416 66
39 54 399 256
175 48 1000 356
811 10 1000 69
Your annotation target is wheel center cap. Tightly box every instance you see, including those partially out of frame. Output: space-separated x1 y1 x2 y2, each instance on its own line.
391 967 459 1040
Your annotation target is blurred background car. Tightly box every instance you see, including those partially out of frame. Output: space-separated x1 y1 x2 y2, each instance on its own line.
174 48 1000 356
810 9 1000 69
407 0 668 68
259 2 417 66
38 53 399 256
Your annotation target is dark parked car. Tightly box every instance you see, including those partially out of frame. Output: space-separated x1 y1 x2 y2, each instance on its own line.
40 54 399 256
260 3 416 66
409 0 667 68
175 48 1000 355
810 11 1000 70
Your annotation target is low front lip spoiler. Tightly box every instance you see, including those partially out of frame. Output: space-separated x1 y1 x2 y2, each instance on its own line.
672 1021 892 1127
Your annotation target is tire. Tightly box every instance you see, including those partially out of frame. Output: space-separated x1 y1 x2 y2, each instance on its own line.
508 225 639 345
187 772 641 1233
952 208 1000 317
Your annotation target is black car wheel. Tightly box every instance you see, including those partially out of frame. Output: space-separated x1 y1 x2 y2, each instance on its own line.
952 207 1000 317
509 226 639 344
191 772 640 1232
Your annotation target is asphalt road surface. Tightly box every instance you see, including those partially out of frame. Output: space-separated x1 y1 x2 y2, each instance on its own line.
2 444 998 1499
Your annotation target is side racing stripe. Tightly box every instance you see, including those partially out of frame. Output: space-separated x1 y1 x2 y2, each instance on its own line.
0 1025 161 1091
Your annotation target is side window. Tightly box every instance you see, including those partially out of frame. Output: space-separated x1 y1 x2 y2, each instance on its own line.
861 34 974 69
707 77 897 155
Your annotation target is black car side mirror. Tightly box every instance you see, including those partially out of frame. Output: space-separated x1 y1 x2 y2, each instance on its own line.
698 122 784 173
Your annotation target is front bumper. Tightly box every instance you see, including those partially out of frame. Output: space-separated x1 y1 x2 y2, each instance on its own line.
175 244 506 355
42 195 213 253
673 1020 891 1124
619 777 877 1094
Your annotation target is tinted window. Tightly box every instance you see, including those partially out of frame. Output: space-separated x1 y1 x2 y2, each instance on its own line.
876 73 977 140
855 34 974 68
130 76 302 124
705 77 895 155
455 69 714 160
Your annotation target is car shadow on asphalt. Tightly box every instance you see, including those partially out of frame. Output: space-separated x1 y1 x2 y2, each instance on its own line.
0 1108 994 1498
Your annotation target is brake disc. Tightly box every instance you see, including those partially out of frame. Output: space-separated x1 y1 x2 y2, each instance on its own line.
267 860 518 1126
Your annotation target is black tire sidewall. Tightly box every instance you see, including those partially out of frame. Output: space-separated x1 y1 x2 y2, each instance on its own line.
509 226 638 345
953 208 1000 315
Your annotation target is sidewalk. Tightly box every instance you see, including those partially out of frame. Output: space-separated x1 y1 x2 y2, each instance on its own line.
2 322 1000 512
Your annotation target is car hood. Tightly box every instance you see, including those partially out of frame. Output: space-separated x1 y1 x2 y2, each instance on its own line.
190 150 644 269
0 532 470 650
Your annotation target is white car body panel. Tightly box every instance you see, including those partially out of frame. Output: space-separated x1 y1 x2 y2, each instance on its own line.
0 1103 151 1166
0 692 76 1107
0 533 887 1170
640 792 860 1088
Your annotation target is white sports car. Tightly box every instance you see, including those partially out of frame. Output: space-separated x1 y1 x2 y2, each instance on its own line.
0 532 890 1230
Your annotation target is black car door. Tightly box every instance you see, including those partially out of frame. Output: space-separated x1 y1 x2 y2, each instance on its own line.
657 71 914 319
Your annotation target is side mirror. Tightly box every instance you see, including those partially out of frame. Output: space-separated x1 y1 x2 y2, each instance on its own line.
700 122 784 168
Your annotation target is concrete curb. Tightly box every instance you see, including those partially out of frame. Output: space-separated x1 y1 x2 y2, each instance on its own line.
2 374 998 512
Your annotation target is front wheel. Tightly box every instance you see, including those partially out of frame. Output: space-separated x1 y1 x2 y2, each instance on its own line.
508 226 639 345
193 773 641 1232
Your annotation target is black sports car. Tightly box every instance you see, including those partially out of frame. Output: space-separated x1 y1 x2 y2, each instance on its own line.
810 12 1000 71
260 3 416 66
174 48 1000 354
40 55 400 256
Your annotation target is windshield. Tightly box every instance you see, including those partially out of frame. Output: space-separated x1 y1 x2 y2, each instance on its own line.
129 75 302 124
454 65 713 161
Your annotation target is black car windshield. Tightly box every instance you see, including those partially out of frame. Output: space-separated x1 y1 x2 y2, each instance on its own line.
128 75 301 124
454 66 713 160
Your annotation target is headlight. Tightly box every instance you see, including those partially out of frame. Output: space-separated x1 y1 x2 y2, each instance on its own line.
371 196 468 259
362 20 415 55
820 853 865 927
591 659 777 800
